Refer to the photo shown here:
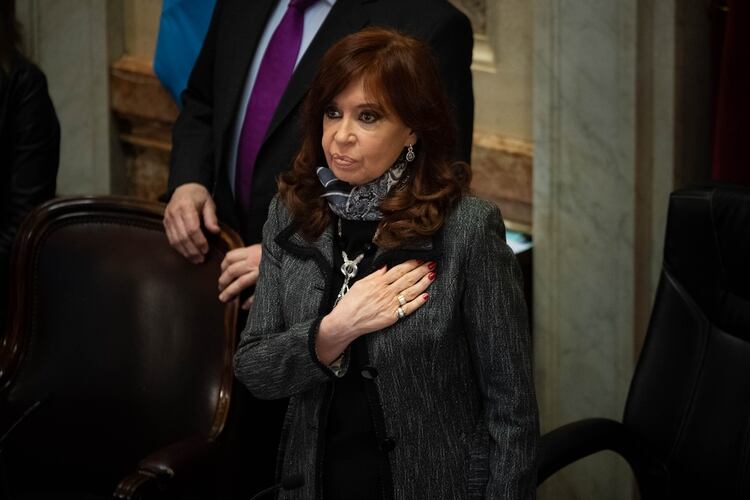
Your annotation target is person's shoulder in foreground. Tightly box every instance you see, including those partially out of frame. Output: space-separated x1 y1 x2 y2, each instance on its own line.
442 194 508 242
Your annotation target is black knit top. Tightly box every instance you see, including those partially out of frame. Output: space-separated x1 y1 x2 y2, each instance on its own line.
322 218 391 500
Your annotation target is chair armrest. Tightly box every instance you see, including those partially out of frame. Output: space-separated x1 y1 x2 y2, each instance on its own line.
539 418 637 484
539 418 670 498
113 435 217 499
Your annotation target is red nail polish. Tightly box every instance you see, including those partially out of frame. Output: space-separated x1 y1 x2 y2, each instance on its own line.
428 272 436 281
428 261 437 270
422 293 429 301
416 259 424 265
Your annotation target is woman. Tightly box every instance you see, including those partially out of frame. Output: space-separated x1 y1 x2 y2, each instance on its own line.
234 27 538 499
0 0 60 331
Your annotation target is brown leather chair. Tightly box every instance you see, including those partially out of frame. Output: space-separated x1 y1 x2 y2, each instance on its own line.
538 185 750 499
0 196 242 499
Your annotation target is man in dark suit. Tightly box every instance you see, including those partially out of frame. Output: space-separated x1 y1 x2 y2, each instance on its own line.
162 0 473 495
164 0 473 305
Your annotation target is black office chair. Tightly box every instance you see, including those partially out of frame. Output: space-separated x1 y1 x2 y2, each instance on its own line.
0 196 242 499
538 185 750 499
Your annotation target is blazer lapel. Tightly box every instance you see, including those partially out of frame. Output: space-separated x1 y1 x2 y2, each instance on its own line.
263 0 374 143
216 0 277 139
275 221 335 276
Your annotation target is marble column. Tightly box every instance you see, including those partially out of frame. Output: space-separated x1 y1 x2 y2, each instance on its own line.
16 0 125 196
534 0 640 498
534 0 716 491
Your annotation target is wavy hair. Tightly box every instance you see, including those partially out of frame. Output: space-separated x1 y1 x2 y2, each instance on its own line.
277 27 470 248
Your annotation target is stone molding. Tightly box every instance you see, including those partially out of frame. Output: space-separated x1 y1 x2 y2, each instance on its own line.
110 55 177 201
471 129 532 229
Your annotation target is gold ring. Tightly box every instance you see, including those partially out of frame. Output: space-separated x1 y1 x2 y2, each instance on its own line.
396 306 406 320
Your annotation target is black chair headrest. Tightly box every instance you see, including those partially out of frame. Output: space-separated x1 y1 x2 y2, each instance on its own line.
665 185 750 341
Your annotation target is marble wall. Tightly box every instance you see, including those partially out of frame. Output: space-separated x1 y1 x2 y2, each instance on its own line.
16 0 126 196
533 0 714 498
533 1 638 498
469 0 533 142
16 0 171 198
451 0 534 227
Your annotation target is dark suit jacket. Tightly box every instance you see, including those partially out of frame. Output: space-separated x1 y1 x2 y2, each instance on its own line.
234 195 539 499
0 55 59 329
167 0 474 244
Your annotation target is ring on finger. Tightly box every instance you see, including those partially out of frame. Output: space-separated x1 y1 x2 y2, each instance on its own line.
397 294 407 306
396 306 406 320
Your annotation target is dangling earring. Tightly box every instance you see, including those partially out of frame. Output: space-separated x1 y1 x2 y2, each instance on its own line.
406 144 415 163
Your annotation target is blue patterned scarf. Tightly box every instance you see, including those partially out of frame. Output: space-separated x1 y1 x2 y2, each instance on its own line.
316 158 406 221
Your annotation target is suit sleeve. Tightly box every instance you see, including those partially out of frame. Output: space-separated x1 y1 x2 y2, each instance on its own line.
1 66 59 270
462 204 538 499
427 7 474 164
166 0 224 195
233 197 335 399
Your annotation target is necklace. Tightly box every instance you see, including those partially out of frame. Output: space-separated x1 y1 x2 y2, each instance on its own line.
334 219 365 306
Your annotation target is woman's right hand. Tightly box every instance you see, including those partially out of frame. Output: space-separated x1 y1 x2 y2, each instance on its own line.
316 260 436 364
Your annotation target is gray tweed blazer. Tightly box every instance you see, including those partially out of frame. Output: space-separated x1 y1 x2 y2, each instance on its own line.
234 194 538 499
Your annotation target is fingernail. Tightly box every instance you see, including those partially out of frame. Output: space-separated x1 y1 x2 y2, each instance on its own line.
422 293 429 301
416 259 424 265
428 261 437 270
428 272 436 281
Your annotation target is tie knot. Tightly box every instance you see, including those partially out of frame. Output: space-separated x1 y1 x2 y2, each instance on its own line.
289 0 317 12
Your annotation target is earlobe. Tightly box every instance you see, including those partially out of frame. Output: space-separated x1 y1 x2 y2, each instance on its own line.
405 131 417 147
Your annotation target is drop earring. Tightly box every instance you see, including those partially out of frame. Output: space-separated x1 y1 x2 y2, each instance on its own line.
406 144 415 162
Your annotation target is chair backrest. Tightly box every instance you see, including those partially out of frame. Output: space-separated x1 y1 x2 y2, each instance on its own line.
624 185 750 499
0 196 241 495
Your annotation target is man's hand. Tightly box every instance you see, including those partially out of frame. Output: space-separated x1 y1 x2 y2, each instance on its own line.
218 244 262 310
163 183 221 263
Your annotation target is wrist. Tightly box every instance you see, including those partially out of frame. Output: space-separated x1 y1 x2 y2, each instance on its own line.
317 313 355 364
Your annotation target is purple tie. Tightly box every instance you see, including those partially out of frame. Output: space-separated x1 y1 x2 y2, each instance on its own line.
235 0 317 215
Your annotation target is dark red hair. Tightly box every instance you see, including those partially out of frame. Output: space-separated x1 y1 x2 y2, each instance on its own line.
278 27 470 248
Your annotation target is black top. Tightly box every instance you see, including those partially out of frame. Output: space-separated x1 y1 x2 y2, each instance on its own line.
323 218 390 500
